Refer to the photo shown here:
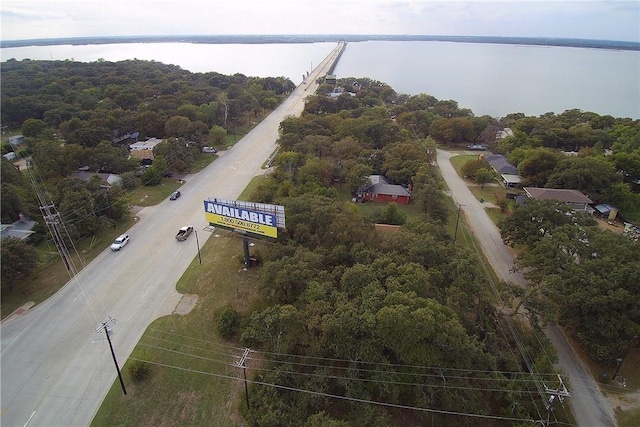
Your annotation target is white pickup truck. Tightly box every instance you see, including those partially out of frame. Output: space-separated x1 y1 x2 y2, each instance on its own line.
175 226 193 241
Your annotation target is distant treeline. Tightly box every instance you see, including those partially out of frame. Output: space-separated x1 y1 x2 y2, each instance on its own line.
2 34 639 51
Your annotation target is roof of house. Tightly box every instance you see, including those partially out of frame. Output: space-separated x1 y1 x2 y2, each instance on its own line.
485 154 519 175
501 174 522 184
594 204 617 214
524 187 593 204
363 175 411 197
371 183 411 197
1 217 37 240
72 172 123 186
130 138 163 150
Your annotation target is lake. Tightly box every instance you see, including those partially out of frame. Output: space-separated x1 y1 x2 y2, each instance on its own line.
2 41 639 119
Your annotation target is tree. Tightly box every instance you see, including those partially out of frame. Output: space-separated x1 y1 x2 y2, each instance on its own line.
461 158 491 180
1 237 38 292
134 110 167 137
90 141 132 173
613 152 640 185
346 163 372 193
513 224 640 363
380 203 406 225
208 125 227 147
141 155 168 186
546 156 621 204
21 118 49 138
498 199 588 248
31 139 70 180
164 115 191 138
1 183 24 223
57 178 100 239
474 168 495 188
517 148 563 187
68 126 111 147
609 182 640 213
382 141 427 184
411 165 448 222
428 117 475 145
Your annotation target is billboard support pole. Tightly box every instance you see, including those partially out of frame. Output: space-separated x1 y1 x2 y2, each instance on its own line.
243 236 250 266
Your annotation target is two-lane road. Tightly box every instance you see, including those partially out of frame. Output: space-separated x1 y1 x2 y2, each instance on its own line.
436 149 616 427
1 42 344 427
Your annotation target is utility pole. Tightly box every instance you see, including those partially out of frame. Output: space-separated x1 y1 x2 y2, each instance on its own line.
96 317 127 396
194 230 202 264
235 348 251 408
453 204 463 244
612 333 638 383
542 374 570 427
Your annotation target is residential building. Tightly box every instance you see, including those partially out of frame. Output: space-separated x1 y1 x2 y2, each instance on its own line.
523 187 593 211
358 175 411 205
129 138 163 161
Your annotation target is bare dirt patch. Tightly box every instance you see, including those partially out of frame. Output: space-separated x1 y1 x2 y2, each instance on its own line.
610 391 640 412
173 294 198 315
595 218 625 235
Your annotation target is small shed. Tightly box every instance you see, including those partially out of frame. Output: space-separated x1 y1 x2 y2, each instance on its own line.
594 204 618 220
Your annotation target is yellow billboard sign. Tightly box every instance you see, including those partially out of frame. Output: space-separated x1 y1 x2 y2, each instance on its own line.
204 200 278 238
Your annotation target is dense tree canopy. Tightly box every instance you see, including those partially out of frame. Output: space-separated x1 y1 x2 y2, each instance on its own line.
499 199 639 363
239 80 569 425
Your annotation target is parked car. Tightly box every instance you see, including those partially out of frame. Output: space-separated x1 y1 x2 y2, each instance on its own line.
110 234 130 251
175 226 194 241
202 146 218 153
169 191 181 200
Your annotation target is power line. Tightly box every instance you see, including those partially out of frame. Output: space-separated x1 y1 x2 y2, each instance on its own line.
142 328 608 397
128 357 546 424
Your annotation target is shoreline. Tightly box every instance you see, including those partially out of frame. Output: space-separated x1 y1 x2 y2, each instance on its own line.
3 34 639 51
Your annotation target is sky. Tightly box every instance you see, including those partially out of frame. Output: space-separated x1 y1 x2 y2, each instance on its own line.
1 0 639 42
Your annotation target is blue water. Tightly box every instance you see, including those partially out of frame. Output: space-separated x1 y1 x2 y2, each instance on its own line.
2 41 639 119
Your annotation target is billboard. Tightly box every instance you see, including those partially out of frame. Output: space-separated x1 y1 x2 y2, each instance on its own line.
204 199 283 238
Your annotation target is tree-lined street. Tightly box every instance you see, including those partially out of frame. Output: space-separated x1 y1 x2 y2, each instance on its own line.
436 149 616 427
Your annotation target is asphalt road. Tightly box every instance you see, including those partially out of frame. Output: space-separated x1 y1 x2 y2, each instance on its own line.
0 42 345 427
436 149 616 427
